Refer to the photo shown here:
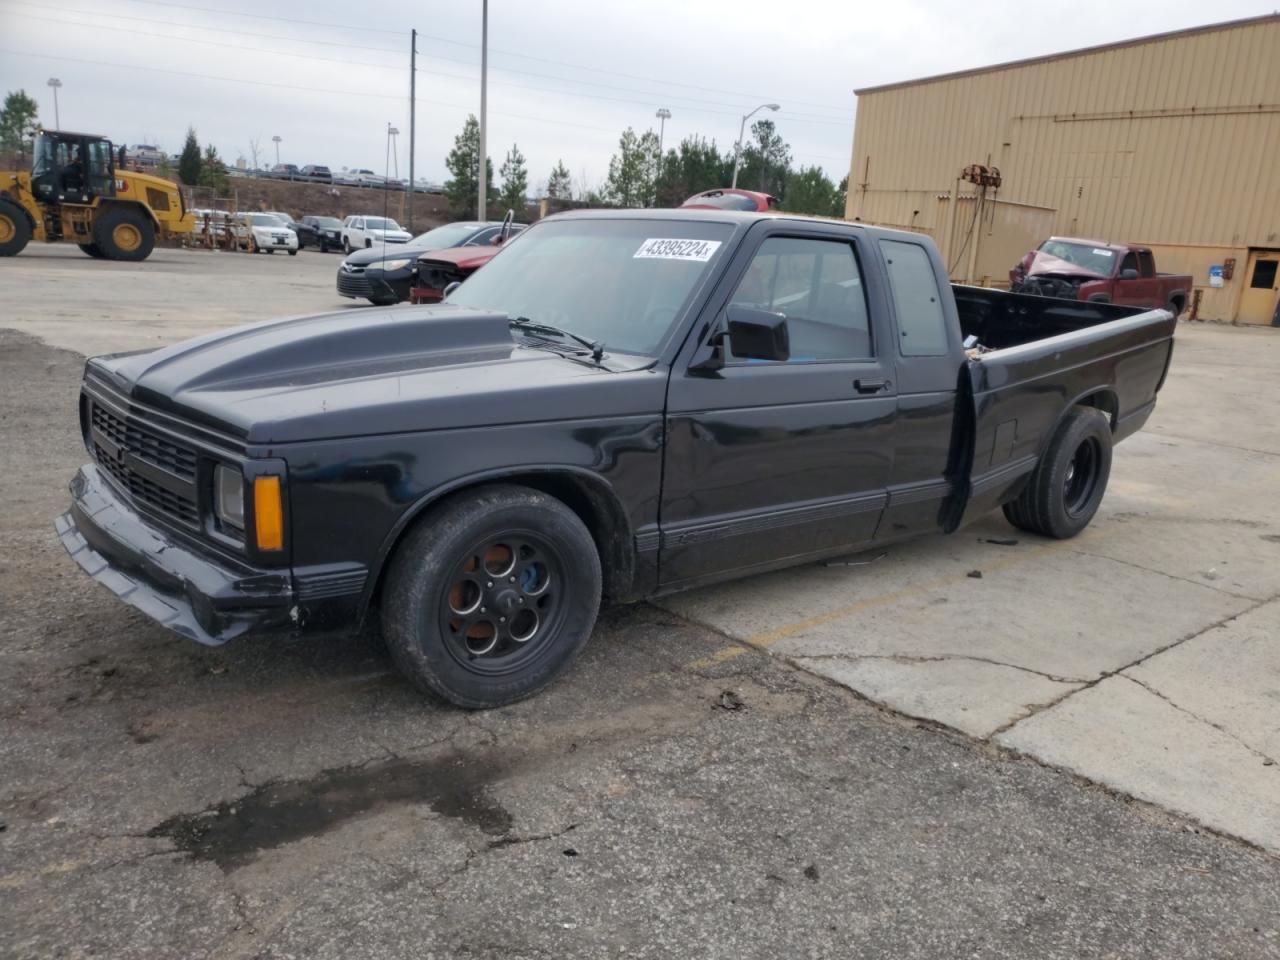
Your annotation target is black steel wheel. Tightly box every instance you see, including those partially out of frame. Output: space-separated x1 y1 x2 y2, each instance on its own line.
383 484 601 708
1003 407 1112 539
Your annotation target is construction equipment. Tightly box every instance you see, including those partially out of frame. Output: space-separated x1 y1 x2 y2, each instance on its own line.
0 129 193 261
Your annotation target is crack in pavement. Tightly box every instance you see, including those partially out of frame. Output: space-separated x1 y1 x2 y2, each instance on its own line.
1120 673 1280 768
990 594 1279 737
1066 547 1265 601
1146 431 1280 459
791 652 1088 685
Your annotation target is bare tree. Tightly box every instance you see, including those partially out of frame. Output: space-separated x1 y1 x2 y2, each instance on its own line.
246 136 262 171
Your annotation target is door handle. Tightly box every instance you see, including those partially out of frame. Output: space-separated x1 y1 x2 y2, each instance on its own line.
854 378 889 394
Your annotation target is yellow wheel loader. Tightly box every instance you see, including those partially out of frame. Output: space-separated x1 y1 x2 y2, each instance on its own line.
0 129 193 261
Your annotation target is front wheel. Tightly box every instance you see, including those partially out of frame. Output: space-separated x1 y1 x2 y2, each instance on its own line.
382 485 602 708
93 207 155 261
0 198 31 256
1003 407 1112 539
78 242 106 258
343 237 352 254
288 249 298 256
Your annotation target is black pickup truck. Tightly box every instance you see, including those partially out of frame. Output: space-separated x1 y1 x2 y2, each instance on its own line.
57 210 1176 707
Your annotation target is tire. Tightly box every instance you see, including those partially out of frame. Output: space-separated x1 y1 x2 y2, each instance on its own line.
93 207 155 262
367 297 397 306
78 242 106 258
382 484 602 709
365 238 372 248
1167 297 1185 319
343 237 352 254
0 198 32 257
1003 407 1112 539
288 249 298 256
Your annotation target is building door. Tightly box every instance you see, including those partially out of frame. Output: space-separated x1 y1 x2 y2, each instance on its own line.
1238 251 1280 326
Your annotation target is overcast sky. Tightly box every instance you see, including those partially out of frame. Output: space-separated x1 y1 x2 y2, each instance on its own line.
0 0 1273 192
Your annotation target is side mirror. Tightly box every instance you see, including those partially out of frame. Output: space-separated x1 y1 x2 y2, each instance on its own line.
1120 268 1138 280
443 280 462 299
726 304 790 361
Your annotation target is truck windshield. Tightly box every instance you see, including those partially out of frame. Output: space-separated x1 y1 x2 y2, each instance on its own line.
446 218 732 356
1038 240 1116 276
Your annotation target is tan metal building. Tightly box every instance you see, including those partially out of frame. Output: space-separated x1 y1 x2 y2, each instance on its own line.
846 14 1280 325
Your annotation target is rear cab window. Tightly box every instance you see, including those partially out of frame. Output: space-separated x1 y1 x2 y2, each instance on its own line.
879 239 949 357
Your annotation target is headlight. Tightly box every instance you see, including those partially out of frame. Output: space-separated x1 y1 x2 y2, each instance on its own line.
214 465 244 531
380 259 411 271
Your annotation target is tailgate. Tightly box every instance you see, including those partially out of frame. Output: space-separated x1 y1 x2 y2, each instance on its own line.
952 308 1176 530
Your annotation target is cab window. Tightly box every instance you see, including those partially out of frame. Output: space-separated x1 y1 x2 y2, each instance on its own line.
728 237 871 361
1137 251 1156 278
879 239 949 357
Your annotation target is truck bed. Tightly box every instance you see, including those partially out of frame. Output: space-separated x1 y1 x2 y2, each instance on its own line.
947 284 1177 530
952 285 1151 349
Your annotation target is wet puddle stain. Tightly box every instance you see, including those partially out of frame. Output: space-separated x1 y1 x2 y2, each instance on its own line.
149 750 513 870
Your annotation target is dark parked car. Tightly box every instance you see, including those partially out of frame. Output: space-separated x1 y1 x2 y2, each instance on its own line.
301 165 332 183
295 215 344 252
337 220 525 305
268 163 300 181
57 210 1176 708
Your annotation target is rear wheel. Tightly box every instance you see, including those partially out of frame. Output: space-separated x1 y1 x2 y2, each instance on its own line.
93 207 155 261
343 237 352 254
382 484 602 708
0 199 32 257
1003 407 1112 539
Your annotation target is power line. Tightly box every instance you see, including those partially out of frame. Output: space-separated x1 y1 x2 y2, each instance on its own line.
1 1 402 54
0 49 626 136
104 0 852 114
6 4 852 128
3 8 404 67
113 0 405 35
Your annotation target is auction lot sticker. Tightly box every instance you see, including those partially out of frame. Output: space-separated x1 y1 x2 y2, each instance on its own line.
634 238 722 261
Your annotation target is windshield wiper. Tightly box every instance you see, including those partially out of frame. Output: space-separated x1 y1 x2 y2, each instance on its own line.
509 317 605 362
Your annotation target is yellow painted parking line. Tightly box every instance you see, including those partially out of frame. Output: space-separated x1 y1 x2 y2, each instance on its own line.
686 529 1106 670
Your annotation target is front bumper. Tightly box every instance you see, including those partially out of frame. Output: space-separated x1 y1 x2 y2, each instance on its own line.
336 267 413 302
56 464 294 645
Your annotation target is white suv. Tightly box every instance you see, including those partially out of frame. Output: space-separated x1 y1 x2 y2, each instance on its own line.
243 213 298 255
341 215 412 252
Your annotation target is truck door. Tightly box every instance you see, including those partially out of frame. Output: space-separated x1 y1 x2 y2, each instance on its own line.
660 225 896 588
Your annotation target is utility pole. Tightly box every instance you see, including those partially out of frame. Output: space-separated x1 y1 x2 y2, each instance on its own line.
408 28 417 232
477 0 488 221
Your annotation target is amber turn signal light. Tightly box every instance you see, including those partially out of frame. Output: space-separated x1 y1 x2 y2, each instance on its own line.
253 475 284 551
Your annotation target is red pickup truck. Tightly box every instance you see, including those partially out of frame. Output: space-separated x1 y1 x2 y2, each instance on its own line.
1011 238 1191 318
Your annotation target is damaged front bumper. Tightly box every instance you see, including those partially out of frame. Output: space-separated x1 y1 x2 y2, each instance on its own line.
55 464 294 645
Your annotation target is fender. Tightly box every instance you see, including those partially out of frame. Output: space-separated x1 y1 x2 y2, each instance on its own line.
358 464 638 622
1039 384 1119 460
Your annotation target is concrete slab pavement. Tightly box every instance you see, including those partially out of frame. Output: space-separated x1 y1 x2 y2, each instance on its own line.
661 323 1280 851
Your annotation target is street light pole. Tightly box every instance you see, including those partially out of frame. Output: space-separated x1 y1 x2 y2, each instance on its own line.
408 28 417 231
654 108 671 206
47 78 62 130
271 135 281 166
731 103 780 189
477 0 488 221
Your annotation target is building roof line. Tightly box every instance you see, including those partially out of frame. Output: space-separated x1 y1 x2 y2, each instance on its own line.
853 13 1280 96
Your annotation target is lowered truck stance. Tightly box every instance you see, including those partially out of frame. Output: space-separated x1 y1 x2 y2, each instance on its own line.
1011 237 1192 317
57 211 1176 708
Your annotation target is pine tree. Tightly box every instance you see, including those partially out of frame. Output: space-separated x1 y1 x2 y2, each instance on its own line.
498 143 529 213
0 90 40 159
546 159 572 200
603 128 661 208
177 127 202 186
197 143 229 195
444 115 493 217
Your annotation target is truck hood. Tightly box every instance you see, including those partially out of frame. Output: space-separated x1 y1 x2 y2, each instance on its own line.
88 307 656 445
1022 250 1107 280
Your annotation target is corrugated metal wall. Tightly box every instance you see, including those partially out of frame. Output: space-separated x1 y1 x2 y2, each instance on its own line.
846 16 1280 319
